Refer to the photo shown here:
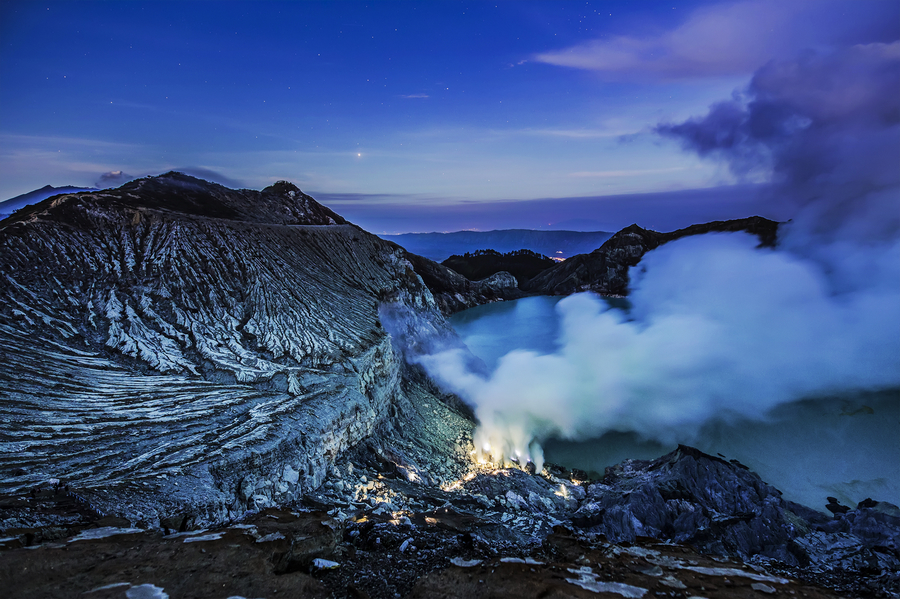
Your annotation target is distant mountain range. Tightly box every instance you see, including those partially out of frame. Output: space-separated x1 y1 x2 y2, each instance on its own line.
379 229 613 262
0 185 99 219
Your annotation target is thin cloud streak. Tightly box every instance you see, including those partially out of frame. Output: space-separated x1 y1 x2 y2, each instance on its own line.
534 0 900 79
516 128 636 139
568 167 689 178
0 133 142 151
316 184 773 235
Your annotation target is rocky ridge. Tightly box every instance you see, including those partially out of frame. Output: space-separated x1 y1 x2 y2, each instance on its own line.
525 216 779 296
379 229 614 262
441 249 557 287
0 184 100 219
0 172 472 527
400 216 782 317
404 251 524 315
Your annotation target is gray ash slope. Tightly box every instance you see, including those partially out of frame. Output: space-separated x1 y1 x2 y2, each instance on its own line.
0 172 473 526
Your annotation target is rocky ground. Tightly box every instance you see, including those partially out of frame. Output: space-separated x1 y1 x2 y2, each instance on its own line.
3 445 898 599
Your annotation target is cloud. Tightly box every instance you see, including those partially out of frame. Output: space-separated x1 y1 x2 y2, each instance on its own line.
311 185 771 234
313 191 420 205
173 167 247 189
400 93 429 99
656 42 900 241
517 127 635 139
534 0 899 79
568 167 687 178
0 133 140 151
96 170 136 188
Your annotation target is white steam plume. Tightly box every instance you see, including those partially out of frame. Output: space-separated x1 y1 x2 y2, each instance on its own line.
420 231 900 471
417 43 900 473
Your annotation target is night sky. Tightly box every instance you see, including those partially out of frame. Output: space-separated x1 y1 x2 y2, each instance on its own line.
1 1 897 233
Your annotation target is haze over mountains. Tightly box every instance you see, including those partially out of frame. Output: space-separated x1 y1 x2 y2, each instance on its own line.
380 230 612 262
0 185 99 219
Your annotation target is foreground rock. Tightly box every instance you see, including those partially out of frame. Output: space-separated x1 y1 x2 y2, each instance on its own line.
3 445 897 598
404 251 524 315
0 514 845 599
0 481 849 599
573 445 900 596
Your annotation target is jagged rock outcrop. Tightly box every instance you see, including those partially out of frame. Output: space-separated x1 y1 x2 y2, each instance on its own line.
525 216 779 296
442 249 556 287
0 172 470 526
404 252 523 315
572 445 900 593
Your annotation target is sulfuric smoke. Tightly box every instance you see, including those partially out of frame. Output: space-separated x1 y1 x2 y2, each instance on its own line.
416 42 900 474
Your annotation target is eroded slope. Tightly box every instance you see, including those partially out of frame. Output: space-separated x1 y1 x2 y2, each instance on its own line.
0 173 467 525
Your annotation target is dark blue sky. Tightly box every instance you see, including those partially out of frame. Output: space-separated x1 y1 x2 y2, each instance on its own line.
1 1 897 232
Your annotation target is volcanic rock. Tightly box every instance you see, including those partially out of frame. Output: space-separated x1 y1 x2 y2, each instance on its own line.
404 251 523 315
525 216 779 296
441 249 556 287
1 174 894 598
0 172 471 526
571 445 900 596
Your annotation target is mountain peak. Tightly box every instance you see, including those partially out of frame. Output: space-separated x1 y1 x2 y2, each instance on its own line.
6 172 348 228
124 173 343 225
263 180 302 196
123 171 222 193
